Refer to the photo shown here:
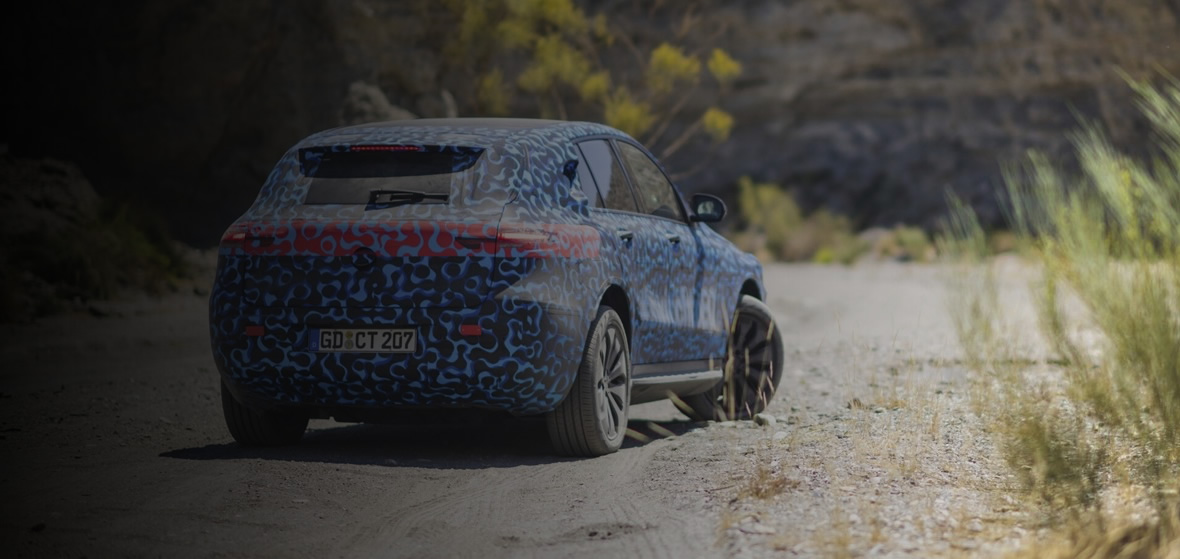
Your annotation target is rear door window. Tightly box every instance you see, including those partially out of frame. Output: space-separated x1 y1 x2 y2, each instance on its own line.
615 142 685 221
573 153 603 207
298 146 484 204
577 140 638 213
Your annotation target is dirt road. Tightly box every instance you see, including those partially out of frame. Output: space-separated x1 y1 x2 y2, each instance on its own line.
0 263 1020 558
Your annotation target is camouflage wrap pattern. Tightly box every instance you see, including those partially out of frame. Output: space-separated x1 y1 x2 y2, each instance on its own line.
210 119 763 416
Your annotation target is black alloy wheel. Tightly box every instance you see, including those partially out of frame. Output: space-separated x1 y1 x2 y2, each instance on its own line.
681 296 783 421
547 306 631 456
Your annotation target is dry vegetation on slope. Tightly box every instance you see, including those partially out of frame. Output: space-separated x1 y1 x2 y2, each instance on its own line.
942 77 1180 558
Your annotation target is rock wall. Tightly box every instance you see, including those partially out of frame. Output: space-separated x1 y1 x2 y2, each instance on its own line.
5 0 1180 245
4 1 427 245
684 0 1180 228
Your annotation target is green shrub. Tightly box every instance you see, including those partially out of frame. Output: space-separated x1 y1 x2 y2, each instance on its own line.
868 225 937 263
443 0 738 157
729 176 866 263
734 175 801 258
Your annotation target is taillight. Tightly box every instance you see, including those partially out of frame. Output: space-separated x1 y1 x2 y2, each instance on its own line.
220 224 250 248
497 226 559 258
220 223 276 249
496 224 600 259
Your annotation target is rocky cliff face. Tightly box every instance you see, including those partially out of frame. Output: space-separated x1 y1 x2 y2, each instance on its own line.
4 1 431 245
689 0 1180 228
5 0 1179 244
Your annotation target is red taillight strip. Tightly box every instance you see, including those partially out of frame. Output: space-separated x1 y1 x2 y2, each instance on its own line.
221 221 600 259
220 224 250 247
224 221 500 257
220 223 276 248
496 224 601 259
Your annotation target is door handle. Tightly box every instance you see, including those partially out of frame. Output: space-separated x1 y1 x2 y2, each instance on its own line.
617 229 634 241
665 234 681 244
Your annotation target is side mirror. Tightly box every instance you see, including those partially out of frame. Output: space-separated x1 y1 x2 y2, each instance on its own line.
690 193 726 223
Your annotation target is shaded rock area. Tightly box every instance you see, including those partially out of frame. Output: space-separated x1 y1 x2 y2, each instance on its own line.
339 81 418 126
0 158 101 241
4 0 1180 245
0 158 104 320
0 157 200 322
687 0 1180 228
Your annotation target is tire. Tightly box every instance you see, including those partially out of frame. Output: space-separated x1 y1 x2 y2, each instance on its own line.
547 306 631 457
680 295 784 421
221 381 309 446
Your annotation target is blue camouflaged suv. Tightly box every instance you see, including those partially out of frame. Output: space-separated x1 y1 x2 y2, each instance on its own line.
210 118 783 456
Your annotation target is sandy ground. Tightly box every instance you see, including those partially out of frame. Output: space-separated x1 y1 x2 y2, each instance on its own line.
0 263 1028 558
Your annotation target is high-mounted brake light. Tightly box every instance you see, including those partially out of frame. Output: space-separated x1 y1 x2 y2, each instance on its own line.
350 145 421 152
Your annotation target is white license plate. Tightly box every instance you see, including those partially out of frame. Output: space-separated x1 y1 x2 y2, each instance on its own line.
310 328 416 353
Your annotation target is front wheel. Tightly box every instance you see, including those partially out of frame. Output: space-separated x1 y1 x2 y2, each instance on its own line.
547 306 631 457
680 296 783 421
221 381 308 446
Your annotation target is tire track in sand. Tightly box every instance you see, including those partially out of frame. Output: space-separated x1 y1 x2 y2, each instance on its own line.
343 421 719 558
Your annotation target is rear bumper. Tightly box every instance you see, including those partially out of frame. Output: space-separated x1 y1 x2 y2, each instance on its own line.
210 297 586 416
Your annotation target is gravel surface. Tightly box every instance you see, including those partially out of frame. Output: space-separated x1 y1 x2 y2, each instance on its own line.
714 263 1029 557
0 262 1031 557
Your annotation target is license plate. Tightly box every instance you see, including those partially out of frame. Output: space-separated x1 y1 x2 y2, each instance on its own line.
310 328 416 353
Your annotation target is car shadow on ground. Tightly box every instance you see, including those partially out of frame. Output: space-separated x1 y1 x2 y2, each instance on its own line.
160 417 703 469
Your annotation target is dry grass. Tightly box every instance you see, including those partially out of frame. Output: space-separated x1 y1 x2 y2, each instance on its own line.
737 452 800 500
716 336 1019 556
1009 508 1180 559
813 365 1016 556
941 76 1180 556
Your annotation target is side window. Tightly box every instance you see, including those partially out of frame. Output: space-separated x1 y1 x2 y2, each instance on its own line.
616 142 685 221
572 154 602 207
577 140 638 213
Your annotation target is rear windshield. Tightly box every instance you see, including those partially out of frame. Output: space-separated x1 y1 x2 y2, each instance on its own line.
298 145 484 204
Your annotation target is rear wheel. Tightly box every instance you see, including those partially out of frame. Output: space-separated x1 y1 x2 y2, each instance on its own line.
680 296 783 421
547 306 631 456
221 381 308 446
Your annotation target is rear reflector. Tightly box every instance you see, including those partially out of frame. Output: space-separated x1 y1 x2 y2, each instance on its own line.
245 325 265 337
459 324 483 337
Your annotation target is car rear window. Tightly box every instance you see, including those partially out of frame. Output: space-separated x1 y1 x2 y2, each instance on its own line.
298 145 484 204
